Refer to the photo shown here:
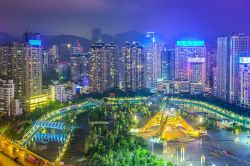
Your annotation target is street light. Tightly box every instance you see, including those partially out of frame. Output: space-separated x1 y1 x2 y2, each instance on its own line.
200 155 205 166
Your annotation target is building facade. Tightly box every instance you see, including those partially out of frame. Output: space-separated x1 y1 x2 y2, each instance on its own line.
216 34 249 103
120 42 145 91
89 42 117 92
0 79 22 116
145 43 162 93
239 57 250 109
175 40 206 94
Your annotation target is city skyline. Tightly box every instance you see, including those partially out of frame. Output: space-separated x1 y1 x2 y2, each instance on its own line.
0 1 250 166
1 0 250 39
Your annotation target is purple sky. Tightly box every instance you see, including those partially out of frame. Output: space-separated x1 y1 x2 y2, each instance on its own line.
0 0 249 39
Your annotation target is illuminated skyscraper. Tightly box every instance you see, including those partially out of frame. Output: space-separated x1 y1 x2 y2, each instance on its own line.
145 42 162 93
0 45 12 79
175 40 206 93
23 30 41 44
70 53 89 82
216 36 230 101
216 34 249 103
239 57 250 109
49 45 59 63
27 41 43 96
120 42 145 91
205 47 216 92
187 57 206 94
161 48 175 81
229 34 249 104
0 40 43 111
89 42 117 92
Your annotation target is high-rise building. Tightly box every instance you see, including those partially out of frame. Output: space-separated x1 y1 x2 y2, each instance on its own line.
0 45 12 79
23 30 41 44
229 34 249 104
10 43 30 109
91 28 102 43
216 34 249 103
120 42 145 91
216 37 230 101
28 43 43 96
49 45 59 63
59 43 72 62
145 43 162 93
239 57 250 109
187 57 206 94
70 53 89 82
89 42 117 92
71 40 84 55
0 79 22 117
175 40 206 93
206 47 216 91
0 40 43 111
161 48 175 81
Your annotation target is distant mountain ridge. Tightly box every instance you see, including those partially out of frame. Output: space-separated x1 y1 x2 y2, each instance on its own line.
0 32 20 44
0 31 216 49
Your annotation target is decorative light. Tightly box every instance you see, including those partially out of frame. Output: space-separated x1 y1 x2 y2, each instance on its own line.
29 40 41 46
176 40 204 47
239 57 250 64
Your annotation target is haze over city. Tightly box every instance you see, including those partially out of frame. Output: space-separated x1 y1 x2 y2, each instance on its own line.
0 0 250 166
1 0 250 38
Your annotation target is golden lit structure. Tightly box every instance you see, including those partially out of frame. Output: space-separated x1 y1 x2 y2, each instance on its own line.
138 108 202 141
28 94 49 111
0 135 56 166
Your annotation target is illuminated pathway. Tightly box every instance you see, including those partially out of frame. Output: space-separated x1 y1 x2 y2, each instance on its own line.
2 96 249 165
168 98 250 128
20 99 104 146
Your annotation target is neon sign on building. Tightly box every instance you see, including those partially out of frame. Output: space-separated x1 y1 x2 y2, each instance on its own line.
239 57 250 64
29 40 42 46
176 40 204 47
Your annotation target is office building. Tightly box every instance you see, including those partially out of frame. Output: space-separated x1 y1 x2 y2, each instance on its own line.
175 40 206 93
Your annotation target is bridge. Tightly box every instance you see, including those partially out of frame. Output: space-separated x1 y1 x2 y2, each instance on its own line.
1 96 249 165
168 98 250 128
20 99 104 146
34 121 78 130
0 135 56 166
35 134 67 143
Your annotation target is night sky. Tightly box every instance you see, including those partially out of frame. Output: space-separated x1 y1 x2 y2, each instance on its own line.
0 0 249 39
